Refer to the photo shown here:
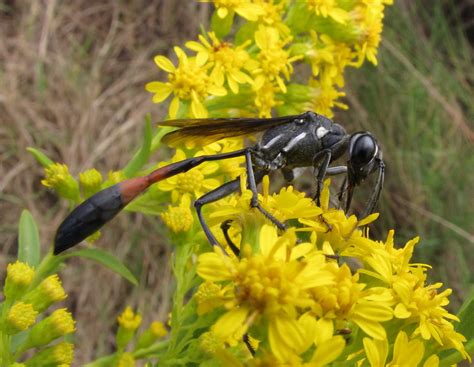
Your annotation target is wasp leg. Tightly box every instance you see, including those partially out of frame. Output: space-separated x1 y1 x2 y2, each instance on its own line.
194 170 267 250
312 149 332 206
243 334 256 356
245 150 286 231
362 159 385 217
220 220 239 256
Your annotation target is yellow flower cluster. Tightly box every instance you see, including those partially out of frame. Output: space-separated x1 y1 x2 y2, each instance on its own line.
147 0 393 119
195 179 470 365
0 261 75 366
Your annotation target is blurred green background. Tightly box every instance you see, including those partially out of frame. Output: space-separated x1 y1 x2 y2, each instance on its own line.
0 0 473 363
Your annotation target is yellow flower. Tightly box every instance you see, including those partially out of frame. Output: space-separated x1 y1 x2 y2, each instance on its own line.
195 138 246 179
6 302 38 334
23 342 74 366
118 306 142 331
3 260 35 300
186 32 257 94
42 163 79 201
253 26 302 94
207 0 265 21
157 149 221 202
254 80 282 117
79 168 103 198
23 274 67 312
307 32 355 88
363 331 425 367
27 308 75 348
253 0 290 36
197 225 336 361
306 0 350 24
146 46 227 118
353 2 389 66
160 195 194 233
305 80 348 118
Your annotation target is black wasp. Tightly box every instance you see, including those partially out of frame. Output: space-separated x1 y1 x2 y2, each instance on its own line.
54 111 385 254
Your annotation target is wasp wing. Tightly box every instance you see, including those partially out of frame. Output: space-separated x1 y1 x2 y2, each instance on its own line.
159 114 302 147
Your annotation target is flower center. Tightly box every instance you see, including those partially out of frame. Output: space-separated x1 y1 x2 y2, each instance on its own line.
176 169 204 193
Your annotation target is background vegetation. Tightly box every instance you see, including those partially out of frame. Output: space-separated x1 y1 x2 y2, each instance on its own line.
1 0 472 364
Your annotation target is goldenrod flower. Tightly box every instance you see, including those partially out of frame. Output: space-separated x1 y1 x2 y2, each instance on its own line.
79 168 103 198
195 281 226 315
118 306 142 331
353 1 388 66
106 170 126 186
363 331 425 367
42 163 79 201
24 342 74 367
195 138 246 179
158 149 220 202
253 0 290 36
27 308 75 348
207 0 264 21
305 80 348 118
253 26 302 94
186 32 257 94
197 225 337 361
254 80 282 117
6 302 38 334
160 195 194 233
3 260 35 301
306 0 350 23
117 306 142 350
146 47 227 118
23 274 67 312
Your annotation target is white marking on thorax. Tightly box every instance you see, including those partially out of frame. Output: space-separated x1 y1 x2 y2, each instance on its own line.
316 126 329 139
282 132 307 153
262 134 284 150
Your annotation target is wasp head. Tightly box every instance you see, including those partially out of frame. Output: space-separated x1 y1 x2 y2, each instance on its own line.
347 132 380 186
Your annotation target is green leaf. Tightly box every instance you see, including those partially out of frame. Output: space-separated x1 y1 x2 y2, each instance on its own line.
18 210 41 267
235 21 257 46
211 10 234 39
26 147 54 167
123 116 152 177
456 287 474 340
65 248 138 285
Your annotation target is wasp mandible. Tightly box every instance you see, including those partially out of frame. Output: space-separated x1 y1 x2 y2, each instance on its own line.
54 111 385 254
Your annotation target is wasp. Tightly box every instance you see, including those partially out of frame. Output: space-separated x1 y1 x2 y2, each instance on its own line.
54 111 385 254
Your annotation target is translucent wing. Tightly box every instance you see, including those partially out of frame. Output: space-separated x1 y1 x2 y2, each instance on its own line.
159 114 302 147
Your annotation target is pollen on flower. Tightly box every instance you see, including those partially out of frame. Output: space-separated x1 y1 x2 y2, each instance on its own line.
6 302 38 333
200 331 224 354
118 306 142 331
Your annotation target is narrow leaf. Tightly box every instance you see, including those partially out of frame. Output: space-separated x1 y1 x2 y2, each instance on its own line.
66 248 138 285
123 116 152 177
26 147 54 167
18 210 41 266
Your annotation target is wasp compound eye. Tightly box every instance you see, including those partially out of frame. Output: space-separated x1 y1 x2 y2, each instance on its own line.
350 134 377 166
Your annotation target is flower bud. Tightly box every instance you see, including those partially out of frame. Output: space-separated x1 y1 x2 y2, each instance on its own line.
117 352 136 367
42 163 80 201
5 302 38 334
24 342 74 367
79 168 103 198
23 274 67 312
3 261 35 301
136 321 168 349
26 308 75 348
116 306 142 350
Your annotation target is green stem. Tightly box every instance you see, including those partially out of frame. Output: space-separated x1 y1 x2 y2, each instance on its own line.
0 299 13 365
133 340 170 358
